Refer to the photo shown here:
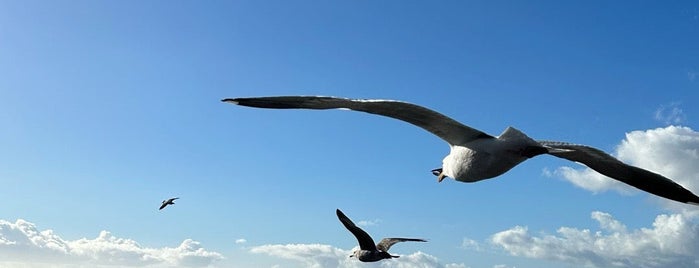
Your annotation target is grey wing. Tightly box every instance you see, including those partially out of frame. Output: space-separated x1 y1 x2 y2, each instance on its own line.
540 141 699 205
336 209 378 251
224 96 494 145
376 238 427 252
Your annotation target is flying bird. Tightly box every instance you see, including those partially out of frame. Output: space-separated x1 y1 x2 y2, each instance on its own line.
223 96 699 205
336 209 426 262
159 197 179 210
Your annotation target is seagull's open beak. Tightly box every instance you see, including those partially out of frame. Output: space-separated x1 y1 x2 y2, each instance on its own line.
431 168 446 183
437 173 446 183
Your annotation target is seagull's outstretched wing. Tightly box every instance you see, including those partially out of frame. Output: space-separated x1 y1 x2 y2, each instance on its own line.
224 96 494 145
159 197 179 210
336 209 378 251
376 238 427 252
540 141 699 205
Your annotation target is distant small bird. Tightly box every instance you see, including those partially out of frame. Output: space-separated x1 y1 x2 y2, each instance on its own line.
336 209 426 262
225 96 699 205
159 197 179 210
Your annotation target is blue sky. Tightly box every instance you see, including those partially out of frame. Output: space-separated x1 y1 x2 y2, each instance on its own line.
1 1 699 267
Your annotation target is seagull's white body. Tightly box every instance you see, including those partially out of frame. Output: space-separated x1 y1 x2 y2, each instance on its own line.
445 127 541 182
224 96 699 205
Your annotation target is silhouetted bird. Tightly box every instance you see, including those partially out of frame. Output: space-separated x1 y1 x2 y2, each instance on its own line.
336 209 426 262
159 197 179 210
224 96 699 205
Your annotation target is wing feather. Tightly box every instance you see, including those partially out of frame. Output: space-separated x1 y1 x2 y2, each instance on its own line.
376 238 427 252
540 141 699 204
336 209 378 251
224 96 493 145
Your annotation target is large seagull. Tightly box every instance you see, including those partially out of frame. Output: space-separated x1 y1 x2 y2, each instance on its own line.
223 96 699 205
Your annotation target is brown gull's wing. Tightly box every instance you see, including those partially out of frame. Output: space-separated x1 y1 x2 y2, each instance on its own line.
376 237 427 252
336 209 378 251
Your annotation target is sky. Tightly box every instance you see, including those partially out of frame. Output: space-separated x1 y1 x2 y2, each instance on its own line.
1 1 699 267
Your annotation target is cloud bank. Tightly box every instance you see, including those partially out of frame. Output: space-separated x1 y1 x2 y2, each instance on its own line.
250 243 466 268
0 219 223 267
549 126 699 205
491 211 699 268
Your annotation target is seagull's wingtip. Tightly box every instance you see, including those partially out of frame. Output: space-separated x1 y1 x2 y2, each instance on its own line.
221 98 238 104
336 209 348 219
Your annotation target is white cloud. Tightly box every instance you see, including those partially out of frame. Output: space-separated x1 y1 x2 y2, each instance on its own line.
460 238 482 252
250 244 348 268
0 219 223 267
357 219 381 227
235 238 247 244
491 211 699 268
547 166 633 194
654 103 687 125
250 243 466 268
547 126 699 205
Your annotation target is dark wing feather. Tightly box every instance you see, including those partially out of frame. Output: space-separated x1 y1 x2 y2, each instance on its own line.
159 203 168 210
540 141 699 204
224 96 494 145
336 209 378 251
376 238 427 252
